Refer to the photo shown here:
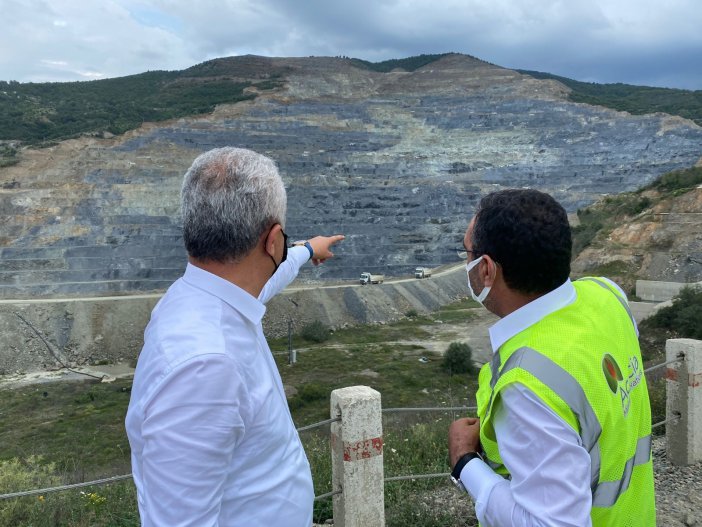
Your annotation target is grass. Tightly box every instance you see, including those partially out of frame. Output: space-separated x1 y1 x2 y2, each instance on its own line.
277 341 476 425
0 294 672 526
0 380 133 479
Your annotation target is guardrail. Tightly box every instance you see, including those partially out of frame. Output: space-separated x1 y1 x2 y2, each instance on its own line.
1 338 700 527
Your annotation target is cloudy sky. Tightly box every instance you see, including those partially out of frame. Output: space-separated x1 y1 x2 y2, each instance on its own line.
2 0 701 89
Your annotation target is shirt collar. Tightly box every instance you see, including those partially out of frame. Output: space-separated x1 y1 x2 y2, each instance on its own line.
488 278 576 354
182 263 266 324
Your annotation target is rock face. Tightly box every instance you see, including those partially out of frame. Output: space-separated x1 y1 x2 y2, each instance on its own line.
1 54 701 298
572 186 702 285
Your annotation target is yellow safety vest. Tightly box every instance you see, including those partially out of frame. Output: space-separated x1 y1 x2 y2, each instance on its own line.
476 278 655 526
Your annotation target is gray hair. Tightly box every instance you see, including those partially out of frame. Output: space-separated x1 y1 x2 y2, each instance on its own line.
181 147 287 262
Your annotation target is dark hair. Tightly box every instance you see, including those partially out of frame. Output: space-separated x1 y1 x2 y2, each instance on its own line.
472 189 571 295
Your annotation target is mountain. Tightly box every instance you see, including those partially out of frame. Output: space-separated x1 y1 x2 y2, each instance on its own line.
0 53 701 298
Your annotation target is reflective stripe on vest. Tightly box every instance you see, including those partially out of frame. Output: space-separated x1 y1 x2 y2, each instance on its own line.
592 434 652 507
578 277 637 330
486 345 651 505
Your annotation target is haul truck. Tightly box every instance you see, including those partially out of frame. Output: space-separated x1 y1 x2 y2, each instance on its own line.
360 272 384 285
414 267 432 279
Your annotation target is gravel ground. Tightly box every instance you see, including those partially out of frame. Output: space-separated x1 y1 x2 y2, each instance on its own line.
652 436 702 526
317 435 702 526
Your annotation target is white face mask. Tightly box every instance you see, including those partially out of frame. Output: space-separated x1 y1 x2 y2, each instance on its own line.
465 255 491 306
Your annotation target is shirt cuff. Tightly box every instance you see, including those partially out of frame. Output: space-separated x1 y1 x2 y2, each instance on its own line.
460 457 504 504
289 245 311 267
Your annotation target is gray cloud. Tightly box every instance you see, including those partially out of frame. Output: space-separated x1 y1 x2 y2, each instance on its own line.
1 0 700 89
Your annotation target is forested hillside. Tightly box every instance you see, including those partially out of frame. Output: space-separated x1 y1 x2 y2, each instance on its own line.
0 72 273 145
519 69 702 127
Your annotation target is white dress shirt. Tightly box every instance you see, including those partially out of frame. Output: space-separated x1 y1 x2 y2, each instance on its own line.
126 246 313 527
462 278 634 527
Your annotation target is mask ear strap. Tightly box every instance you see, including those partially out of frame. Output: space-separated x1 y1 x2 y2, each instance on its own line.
265 224 281 275
476 283 491 303
466 255 483 272
269 254 279 275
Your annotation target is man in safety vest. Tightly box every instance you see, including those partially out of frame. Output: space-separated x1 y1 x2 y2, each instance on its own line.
448 189 655 526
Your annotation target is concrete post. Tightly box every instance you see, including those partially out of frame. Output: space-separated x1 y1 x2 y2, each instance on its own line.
665 338 702 465
330 386 385 527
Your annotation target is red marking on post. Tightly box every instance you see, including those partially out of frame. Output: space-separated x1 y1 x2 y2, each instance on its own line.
690 373 702 388
343 437 384 462
666 368 678 381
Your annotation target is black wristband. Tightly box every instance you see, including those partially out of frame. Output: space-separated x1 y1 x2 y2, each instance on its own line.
451 451 483 480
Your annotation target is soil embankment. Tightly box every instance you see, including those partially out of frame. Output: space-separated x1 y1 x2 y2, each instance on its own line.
0 264 469 375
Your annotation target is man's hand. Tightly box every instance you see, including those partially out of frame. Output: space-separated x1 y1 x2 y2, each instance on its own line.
448 417 481 468
307 235 345 265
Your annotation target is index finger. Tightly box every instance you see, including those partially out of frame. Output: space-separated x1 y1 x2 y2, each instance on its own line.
328 234 345 245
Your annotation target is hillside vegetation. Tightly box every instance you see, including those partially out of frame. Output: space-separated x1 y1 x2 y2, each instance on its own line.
348 53 454 72
520 69 702 127
0 72 270 148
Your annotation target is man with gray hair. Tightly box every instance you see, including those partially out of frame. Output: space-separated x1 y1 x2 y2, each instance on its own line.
126 147 344 526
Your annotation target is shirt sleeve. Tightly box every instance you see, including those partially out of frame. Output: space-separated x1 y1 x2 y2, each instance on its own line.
258 245 309 304
137 354 248 527
461 384 593 527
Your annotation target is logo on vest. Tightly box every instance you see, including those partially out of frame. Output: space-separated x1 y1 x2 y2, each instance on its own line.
602 353 643 417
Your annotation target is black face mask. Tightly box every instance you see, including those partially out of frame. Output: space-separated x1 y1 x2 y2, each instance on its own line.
270 229 288 276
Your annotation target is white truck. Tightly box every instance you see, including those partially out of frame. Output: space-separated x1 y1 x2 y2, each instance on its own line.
360 272 384 285
414 267 432 279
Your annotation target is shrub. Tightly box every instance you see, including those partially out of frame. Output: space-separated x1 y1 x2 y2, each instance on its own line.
298 382 329 403
442 342 476 375
288 382 329 411
300 320 330 343
643 286 702 339
405 308 419 318
649 167 702 193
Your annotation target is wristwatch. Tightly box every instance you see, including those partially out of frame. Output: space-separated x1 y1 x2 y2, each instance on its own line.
292 240 314 260
450 451 483 492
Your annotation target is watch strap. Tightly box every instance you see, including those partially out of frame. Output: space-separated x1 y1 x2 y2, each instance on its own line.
292 240 314 260
303 241 314 260
451 451 483 481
